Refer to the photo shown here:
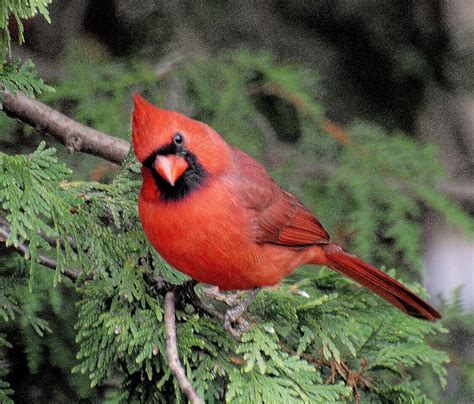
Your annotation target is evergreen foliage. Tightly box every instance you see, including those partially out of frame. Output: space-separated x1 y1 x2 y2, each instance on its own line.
0 58 52 98
0 140 451 402
0 0 51 59
0 0 52 101
0 2 473 402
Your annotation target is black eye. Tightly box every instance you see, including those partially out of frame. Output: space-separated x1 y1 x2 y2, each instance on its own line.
173 133 184 146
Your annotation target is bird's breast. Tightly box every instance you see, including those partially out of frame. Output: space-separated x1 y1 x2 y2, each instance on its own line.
139 175 259 288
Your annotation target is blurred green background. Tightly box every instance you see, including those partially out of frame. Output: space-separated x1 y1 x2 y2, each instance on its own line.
1 1 473 402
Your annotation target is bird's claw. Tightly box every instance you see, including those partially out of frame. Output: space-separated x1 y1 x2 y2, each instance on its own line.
223 288 261 340
224 308 250 340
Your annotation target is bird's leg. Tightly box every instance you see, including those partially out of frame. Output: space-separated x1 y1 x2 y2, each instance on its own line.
224 287 261 339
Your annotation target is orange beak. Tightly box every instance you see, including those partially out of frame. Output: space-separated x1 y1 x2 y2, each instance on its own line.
154 155 189 186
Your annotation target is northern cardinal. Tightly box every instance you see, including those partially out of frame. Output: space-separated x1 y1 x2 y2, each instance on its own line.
132 95 441 335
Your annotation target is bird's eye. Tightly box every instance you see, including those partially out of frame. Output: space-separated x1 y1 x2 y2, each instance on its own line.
173 133 184 146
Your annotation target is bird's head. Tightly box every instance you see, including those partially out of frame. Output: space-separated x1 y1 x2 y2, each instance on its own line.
132 95 230 200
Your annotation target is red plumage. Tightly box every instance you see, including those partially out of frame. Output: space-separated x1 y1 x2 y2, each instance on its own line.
132 95 441 322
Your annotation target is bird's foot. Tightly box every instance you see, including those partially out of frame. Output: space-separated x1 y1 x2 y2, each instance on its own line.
223 288 261 340
224 307 250 340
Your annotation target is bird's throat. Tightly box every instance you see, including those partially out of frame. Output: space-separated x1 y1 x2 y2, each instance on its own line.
142 144 207 202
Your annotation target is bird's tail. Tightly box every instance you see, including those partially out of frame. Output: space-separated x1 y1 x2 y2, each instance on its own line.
321 244 441 321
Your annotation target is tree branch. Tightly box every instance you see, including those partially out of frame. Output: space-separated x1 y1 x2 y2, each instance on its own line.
0 220 81 282
438 181 474 204
39 229 78 253
164 291 202 404
1 90 130 164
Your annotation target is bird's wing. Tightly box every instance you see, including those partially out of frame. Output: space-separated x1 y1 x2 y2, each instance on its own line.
231 148 330 246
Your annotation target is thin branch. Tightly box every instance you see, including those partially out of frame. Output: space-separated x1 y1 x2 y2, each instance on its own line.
1 90 130 164
39 229 78 253
0 222 81 282
438 181 474 203
164 291 202 404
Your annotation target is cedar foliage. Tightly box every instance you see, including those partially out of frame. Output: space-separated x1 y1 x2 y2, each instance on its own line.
0 0 52 98
0 2 472 403
0 0 51 58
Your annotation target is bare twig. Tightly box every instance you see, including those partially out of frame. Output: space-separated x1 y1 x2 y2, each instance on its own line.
39 229 78 253
438 181 474 203
1 90 130 164
164 291 202 404
0 221 81 282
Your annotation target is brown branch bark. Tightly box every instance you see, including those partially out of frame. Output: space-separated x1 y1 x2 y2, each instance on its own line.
164 291 202 404
39 229 78 253
1 90 130 164
0 221 81 282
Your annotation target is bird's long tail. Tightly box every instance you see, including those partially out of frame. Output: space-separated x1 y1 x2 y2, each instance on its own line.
321 244 441 321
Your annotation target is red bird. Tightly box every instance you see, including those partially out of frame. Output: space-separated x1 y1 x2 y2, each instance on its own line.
132 95 441 335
